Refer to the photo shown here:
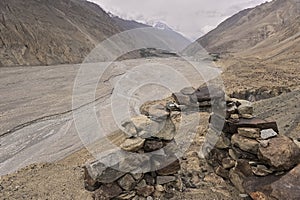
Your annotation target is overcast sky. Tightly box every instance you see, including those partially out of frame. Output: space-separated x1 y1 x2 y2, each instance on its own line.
90 0 270 40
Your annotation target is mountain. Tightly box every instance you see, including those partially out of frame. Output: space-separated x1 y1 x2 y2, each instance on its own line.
0 0 127 66
187 0 300 62
0 0 191 67
111 15 150 30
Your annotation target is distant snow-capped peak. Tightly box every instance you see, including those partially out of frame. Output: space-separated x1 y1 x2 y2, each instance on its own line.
153 22 173 31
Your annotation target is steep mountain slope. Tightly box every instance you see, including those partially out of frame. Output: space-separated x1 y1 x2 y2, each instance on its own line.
0 0 191 67
0 0 125 66
192 0 300 62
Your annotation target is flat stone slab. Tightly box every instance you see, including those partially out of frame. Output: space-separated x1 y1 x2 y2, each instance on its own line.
224 118 279 134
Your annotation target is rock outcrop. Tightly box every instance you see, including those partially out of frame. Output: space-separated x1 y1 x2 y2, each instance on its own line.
203 96 300 199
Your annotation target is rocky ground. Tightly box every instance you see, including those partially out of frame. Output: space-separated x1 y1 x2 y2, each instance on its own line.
0 56 299 199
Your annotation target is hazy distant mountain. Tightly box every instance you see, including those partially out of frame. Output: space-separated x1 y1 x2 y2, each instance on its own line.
186 0 300 62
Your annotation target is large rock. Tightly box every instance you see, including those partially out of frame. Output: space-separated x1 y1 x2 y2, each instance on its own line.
132 116 163 137
195 85 225 102
229 160 253 193
258 135 300 171
244 165 300 200
231 134 259 155
238 128 260 139
172 92 192 106
117 174 136 191
84 160 126 184
224 118 279 134
120 137 145 152
154 119 176 141
269 164 300 200
140 103 169 122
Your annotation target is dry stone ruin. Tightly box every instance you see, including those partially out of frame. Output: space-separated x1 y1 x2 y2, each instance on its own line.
83 85 300 200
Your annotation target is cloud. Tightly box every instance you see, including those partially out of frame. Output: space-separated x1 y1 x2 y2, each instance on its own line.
89 0 270 40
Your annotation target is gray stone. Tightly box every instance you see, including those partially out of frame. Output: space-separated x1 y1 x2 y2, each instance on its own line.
238 128 260 139
84 160 126 184
147 104 169 122
132 116 163 137
118 154 151 173
156 176 177 185
258 135 300 171
120 137 145 152
122 121 138 137
117 174 136 191
172 92 191 105
260 129 278 140
154 119 176 141
180 87 196 95
231 134 259 155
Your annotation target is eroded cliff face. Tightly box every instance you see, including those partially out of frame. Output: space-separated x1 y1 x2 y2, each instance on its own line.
0 0 123 66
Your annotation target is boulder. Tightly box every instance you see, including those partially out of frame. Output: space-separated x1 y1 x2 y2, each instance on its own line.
270 164 300 200
136 185 155 197
120 137 145 152
229 160 253 193
231 134 259 155
117 174 136 191
238 128 260 139
84 160 126 184
258 135 300 171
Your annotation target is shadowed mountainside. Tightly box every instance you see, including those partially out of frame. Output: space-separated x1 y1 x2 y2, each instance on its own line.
0 0 191 67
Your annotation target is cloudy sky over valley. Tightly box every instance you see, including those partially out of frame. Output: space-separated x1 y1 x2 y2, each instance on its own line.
90 0 270 40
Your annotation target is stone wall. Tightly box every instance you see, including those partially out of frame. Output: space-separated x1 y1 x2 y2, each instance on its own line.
83 85 300 200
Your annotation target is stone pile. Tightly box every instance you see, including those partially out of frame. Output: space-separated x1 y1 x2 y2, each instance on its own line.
84 101 185 200
203 97 300 199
